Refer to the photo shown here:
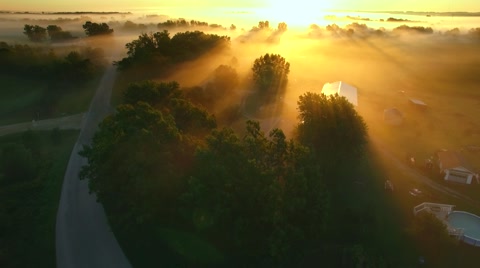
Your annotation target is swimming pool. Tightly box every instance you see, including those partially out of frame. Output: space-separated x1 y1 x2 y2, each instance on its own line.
448 211 480 247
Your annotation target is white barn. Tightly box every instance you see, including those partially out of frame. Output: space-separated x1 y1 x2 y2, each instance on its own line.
436 150 476 184
321 81 358 106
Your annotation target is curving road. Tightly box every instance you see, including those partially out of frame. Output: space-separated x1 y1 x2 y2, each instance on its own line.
55 64 132 268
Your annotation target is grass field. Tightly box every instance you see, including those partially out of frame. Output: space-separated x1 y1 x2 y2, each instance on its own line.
0 130 79 268
0 73 101 125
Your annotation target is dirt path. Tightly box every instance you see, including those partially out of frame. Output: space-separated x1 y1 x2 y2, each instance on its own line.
0 113 84 137
55 64 132 268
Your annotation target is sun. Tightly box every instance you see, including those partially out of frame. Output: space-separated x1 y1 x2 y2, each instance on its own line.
261 0 334 26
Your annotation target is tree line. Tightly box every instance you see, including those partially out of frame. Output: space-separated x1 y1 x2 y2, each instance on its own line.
114 30 230 69
23 21 113 42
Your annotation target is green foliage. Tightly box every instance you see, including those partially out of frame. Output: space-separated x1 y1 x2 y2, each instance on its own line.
0 130 79 267
0 42 104 121
81 80 217 232
252 53 290 94
123 80 216 135
23 24 47 42
0 142 36 183
80 102 185 228
50 127 62 145
409 212 458 266
183 121 329 259
82 21 114 36
115 30 230 69
296 92 368 175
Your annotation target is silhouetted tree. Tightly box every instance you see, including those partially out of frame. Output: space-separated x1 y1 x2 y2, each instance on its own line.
23 24 47 42
183 120 329 259
252 53 290 94
47 25 75 42
277 22 287 32
82 21 113 36
296 92 368 175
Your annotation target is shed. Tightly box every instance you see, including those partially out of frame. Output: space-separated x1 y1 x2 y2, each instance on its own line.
383 108 404 125
322 81 358 106
435 150 476 184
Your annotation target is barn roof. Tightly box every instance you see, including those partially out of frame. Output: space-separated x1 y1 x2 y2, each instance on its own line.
322 81 358 106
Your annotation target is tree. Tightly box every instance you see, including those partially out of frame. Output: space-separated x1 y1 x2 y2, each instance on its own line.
183 121 329 259
277 22 288 32
410 212 458 266
47 25 75 42
56 51 94 84
123 80 216 135
23 24 47 42
82 21 113 36
252 53 290 94
296 92 368 175
115 30 230 69
79 102 184 229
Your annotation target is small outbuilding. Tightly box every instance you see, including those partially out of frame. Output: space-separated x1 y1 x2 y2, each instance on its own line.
383 108 404 125
435 150 476 184
409 98 428 110
322 81 358 106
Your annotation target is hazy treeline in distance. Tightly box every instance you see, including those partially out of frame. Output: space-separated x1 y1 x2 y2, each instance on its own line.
2 10 480 267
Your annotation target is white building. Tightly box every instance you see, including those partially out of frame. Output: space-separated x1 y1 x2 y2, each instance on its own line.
436 150 476 184
321 81 358 106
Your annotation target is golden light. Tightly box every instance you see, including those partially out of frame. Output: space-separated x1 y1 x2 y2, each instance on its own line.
261 0 334 27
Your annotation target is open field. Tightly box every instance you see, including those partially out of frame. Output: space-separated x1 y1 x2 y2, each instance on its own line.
0 73 101 125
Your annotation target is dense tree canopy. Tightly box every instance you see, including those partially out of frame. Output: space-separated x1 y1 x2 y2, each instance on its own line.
296 92 368 174
80 81 216 230
252 53 290 94
115 30 230 69
23 24 47 42
183 121 328 259
82 21 114 36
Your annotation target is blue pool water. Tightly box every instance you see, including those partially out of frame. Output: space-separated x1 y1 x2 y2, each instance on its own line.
448 211 480 240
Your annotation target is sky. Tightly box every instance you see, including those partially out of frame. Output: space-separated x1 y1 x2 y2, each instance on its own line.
1 0 479 12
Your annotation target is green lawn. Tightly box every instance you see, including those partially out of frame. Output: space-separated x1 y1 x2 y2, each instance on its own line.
0 73 101 125
0 130 79 268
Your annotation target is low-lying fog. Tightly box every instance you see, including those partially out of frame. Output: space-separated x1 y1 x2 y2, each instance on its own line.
2 10 480 136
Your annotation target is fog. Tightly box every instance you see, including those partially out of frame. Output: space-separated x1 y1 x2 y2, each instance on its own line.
2 10 480 141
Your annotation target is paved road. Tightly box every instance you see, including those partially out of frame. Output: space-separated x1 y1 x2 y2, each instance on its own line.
0 113 84 137
55 64 132 268
371 137 480 207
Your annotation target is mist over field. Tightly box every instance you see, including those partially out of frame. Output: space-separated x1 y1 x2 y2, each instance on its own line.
2 7 480 267
3 9 479 133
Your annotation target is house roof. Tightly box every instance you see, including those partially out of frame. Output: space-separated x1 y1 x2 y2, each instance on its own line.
436 150 474 173
409 98 427 106
322 81 358 106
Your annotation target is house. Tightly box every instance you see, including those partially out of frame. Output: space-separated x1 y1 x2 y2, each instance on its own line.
383 108 404 125
435 150 476 184
321 81 358 106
